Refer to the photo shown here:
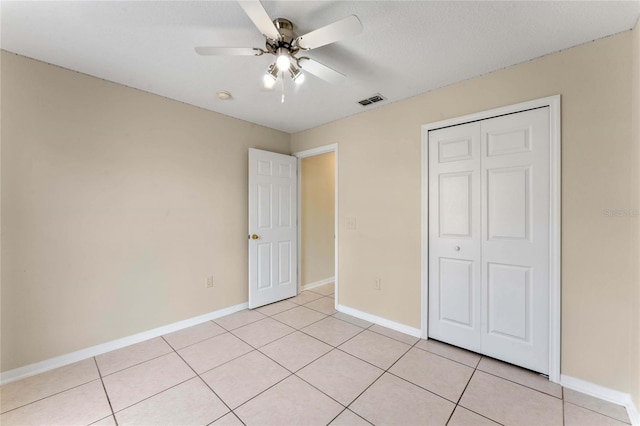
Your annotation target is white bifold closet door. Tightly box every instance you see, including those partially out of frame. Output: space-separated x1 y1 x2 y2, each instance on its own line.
428 107 550 374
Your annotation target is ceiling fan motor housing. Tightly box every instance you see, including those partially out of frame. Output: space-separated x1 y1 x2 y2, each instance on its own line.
266 18 300 57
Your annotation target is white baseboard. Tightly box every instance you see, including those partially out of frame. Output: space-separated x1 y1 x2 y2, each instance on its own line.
302 277 335 291
0 302 248 386
336 304 422 338
561 374 639 425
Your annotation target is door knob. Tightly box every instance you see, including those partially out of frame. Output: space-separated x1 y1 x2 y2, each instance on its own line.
454 246 460 251
251 234 260 240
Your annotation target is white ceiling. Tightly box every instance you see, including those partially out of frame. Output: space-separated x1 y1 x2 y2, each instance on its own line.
2 1 639 133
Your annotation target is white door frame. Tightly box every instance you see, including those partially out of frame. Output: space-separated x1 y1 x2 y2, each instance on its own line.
421 95 561 383
293 144 339 308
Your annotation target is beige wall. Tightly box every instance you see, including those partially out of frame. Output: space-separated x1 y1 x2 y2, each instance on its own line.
292 32 640 404
632 22 640 408
301 153 335 286
0 52 290 372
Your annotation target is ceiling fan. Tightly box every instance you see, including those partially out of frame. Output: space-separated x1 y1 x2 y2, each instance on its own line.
195 0 363 89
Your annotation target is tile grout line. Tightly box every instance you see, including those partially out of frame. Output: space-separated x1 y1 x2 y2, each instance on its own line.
191 312 322 377
226 324 298 355
93 357 118 426
268 309 331 333
331 327 411 372
98 349 174 378
237 324 357 407
214 315 269 333
160 335 244 426
98 300 334 423
331 313 375 329
0 376 102 416
336 336 422 425
101 336 241 419
206 411 245 426
365 328 421 346
451 365 508 426
236 319 371 421
217 293 341 421
216 303 375 421
199 316 328 415
449 356 476 424
473 368 564 400
412 343 483 369
228 371 294 414
256 303 298 317
97 338 175 378
445 368 473 426
383 369 464 406
107 375 196 415
563 400 632 425
163 320 227 352
325 408 349 425
99 318 298 425
417 342 564 401
325 406 373 426
333 335 506 426
115 334 255 391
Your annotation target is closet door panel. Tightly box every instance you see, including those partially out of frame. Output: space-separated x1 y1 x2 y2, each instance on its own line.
428 122 482 353
480 107 550 374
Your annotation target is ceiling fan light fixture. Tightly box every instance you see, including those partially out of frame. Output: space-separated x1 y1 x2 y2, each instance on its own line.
289 64 305 84
275 48 291 71
263 63 278 88
263 73 276 89
195 2 363 95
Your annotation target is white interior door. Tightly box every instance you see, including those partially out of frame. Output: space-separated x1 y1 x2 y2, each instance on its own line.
428 107 551 374
480 108 550 373
428 122 482 353
248 148 297 309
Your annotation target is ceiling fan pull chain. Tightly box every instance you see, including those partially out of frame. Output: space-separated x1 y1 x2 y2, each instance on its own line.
281 72 285 103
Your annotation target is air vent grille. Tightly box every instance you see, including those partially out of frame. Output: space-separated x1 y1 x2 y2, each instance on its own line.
358 94 386 106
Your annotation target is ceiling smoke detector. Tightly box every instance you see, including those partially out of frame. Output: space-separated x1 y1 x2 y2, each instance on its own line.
217 90 232 100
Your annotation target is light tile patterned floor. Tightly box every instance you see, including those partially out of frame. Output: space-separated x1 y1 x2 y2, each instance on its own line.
0 283 632 426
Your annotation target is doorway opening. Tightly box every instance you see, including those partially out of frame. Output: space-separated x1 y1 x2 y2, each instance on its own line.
294 144 338 307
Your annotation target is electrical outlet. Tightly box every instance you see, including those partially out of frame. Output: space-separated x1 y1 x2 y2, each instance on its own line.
374 278 381 290
206 276 214 288
346 217 357 230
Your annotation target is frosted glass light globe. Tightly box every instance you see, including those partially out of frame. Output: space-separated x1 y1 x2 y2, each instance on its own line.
276 51 290 71
263 73 276 88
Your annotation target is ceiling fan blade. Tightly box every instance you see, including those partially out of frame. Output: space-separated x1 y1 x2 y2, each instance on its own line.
296 15 362 50
195 47 259 56
238 0 280 41
299 58 346 85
